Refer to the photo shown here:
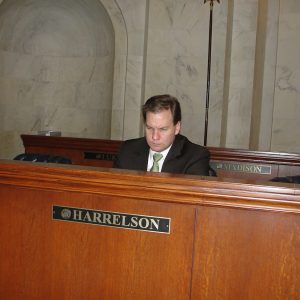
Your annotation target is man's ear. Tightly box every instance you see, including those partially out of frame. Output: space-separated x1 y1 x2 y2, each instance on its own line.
175 121 181 135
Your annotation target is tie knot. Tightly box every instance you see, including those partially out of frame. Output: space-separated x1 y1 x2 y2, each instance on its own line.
153 153 163 162
150 153 163 172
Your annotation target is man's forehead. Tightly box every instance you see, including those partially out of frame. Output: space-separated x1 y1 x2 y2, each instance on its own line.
146 109 172 117
146 110 172 121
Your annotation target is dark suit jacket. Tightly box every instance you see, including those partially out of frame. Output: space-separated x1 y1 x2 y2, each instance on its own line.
114 134 210 176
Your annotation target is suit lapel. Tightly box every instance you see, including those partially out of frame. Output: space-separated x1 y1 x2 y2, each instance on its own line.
162 135 185 172
133 138 149 171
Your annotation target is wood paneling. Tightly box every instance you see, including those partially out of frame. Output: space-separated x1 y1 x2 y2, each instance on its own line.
1 160 300 299
0 186 195 299
192 206 300 299
20 135 300 180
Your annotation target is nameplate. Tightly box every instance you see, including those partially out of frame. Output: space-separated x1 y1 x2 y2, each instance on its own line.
53 205 171 234
210 161 272 175
84 152 117 161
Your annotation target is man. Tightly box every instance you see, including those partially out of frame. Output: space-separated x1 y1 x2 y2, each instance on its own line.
114 94 210 176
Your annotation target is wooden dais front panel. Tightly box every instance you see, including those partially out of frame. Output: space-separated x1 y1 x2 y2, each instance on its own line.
1 160 300 299
0 186 195 299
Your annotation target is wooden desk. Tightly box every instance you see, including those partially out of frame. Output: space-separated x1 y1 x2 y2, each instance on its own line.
21 134 300 180
0 160 300 299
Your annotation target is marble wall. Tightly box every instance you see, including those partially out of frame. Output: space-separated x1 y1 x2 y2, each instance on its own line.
0 0 300 159
272 0 300 153
144 0 227 145
0 0 115 158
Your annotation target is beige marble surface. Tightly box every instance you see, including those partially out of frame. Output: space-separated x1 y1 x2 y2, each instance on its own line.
272 0 300 153
0 0 300 159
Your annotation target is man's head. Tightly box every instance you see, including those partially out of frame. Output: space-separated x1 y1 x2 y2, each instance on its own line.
142 94 181 152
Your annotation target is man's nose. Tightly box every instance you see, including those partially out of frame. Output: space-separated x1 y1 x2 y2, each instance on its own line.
152 129 160 140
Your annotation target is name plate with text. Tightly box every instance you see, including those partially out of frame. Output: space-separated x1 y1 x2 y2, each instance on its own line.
84 152 117 161
53 205 171 234
210 161 272 175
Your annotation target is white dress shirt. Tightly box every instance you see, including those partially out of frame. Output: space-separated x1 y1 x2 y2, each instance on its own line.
147 145 172 172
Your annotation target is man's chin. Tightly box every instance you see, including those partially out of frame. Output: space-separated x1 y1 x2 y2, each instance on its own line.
150 145 163 152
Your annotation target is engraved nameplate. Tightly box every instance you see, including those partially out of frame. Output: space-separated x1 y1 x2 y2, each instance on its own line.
84 152 117 161
53 205 171 234
210 161 272 175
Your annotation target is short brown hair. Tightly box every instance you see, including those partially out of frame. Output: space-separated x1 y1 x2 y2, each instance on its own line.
142 94 181 125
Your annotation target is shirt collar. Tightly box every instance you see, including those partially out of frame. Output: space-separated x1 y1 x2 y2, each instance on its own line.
149 144 172 158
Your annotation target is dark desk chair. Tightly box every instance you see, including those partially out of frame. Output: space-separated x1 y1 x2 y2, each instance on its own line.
14 153 72 164
271 175 300 184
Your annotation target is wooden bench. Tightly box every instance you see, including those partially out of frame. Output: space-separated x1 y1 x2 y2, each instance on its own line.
20 134 300 181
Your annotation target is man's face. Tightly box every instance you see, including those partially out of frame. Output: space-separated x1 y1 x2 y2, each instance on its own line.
144 109 181 152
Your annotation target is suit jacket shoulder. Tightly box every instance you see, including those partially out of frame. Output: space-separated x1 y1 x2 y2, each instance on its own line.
163 134 210 176
113 137 149 171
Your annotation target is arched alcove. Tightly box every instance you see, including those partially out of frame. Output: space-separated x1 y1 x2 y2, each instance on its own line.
0 0 116 157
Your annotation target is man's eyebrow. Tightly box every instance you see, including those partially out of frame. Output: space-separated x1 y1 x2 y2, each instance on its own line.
145 125 169 129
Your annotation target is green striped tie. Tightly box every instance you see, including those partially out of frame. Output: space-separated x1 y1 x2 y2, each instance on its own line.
150 153 163 172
